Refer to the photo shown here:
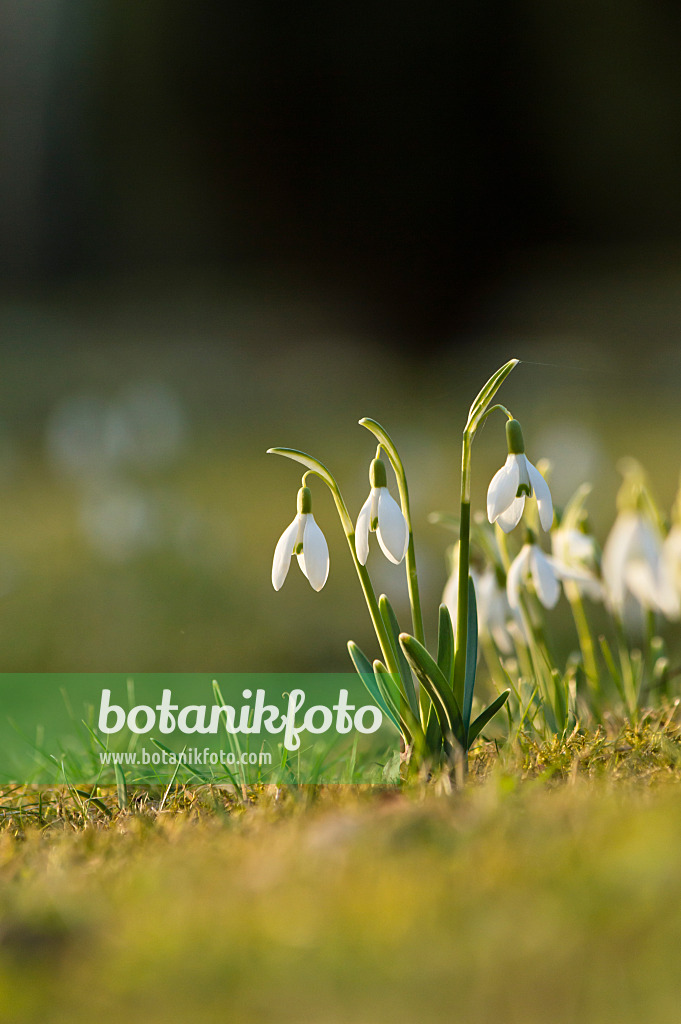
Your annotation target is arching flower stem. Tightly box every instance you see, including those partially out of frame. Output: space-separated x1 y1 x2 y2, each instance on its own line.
453 362 519 708
359 419 425 647
269 448 402 684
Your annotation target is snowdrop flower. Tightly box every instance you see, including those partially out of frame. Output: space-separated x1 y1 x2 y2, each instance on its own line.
272 486 329 592
602 511 679 620
507 539 600 611
663 524 681 597
487 419 553 533
442 547 516 654
551 526 603 602
355 458 408 565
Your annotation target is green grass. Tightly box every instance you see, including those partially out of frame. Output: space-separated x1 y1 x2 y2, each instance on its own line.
0 722 681 1023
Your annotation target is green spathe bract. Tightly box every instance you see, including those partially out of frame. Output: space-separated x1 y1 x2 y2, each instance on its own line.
268 359 520 780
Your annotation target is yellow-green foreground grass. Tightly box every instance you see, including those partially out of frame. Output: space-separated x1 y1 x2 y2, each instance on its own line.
2 727 681 1024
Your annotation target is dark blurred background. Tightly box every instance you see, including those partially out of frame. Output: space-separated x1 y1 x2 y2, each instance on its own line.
5 1 681 338
1 1 681 672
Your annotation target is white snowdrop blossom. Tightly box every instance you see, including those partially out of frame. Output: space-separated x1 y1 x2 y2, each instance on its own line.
442 550 516 654
475 567 518 653
272 487 329 592
602 511 679 620
663 524 681 598
507 542 600 611
487 419 553 534
551 527 603 602
355 458 408 565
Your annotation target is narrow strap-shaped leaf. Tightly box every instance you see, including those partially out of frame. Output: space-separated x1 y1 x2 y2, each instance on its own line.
379 594 420 718
465 359 519 434
372 660 403 723
114 762 128 810
213 678 245 764
462 576 478 733
552 668 568 734
373 660 418 745
467 690 511 747
598 634 624 702
399 633 465 747
151 737 211 784
437 603 454 687
424 702 443 760
347 641 401 733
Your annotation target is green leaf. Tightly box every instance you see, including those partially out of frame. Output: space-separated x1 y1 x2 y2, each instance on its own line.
465 359 519 434
436 603 454 686
372 660 403 723
424 703 443 760
379 594 420 718
373 660 418 745
151 737 211 784
467 690 511 747
598 635 624 701
114 762 128 810
399 633 465 748
213 679 245 765
347 641 401 733
462 576 478 732
74 790 112 817
552 668 568 733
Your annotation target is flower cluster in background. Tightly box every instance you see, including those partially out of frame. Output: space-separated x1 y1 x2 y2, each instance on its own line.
440 455 681 737
269 361 681 776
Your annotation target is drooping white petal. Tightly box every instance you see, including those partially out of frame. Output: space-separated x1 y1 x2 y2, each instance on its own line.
664 524 681 566
602 512 662 614
506 544 532 609
369 486 380 528
625 559 680 619
487 454 520 525
477 568 514 653
602 513 639 610
297 514 329 591
654 565 680 619
552 528 598 568
663 525 681 595
495 495 526 534
376 488 408 564
354 493 372 565
529 547 561 609
551 557 604 602
526 459 554 531
272 515 300 591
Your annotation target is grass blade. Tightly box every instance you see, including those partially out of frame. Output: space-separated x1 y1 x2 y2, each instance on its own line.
467 690 511 747
114 762 128 810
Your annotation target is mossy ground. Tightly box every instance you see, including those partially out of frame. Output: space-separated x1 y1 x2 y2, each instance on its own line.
1 717 681 1023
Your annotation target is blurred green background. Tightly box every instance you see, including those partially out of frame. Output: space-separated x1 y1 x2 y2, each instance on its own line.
2 3 681 672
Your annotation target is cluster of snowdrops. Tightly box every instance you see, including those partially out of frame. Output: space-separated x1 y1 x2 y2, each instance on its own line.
268 360 680 773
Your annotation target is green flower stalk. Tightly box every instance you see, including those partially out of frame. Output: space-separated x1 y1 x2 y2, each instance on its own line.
452 360 520 709
268 359 524 778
